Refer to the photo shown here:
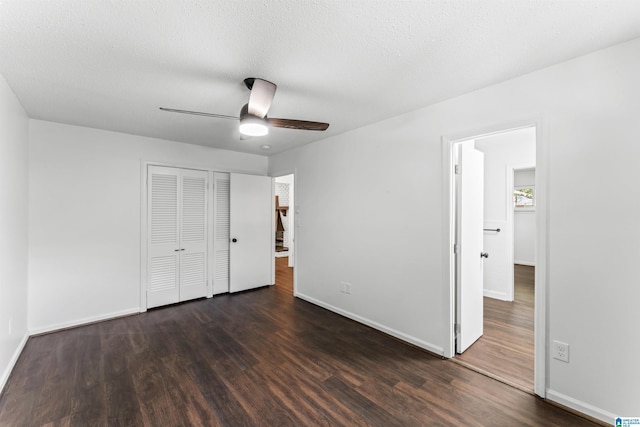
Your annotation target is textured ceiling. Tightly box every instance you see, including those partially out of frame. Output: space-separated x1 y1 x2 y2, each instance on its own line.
1 0 640 155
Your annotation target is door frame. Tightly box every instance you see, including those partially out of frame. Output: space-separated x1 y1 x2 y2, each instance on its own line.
441 119 547 398
271 169 297 296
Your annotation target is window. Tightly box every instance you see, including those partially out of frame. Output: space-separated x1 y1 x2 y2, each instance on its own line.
514 187 535 209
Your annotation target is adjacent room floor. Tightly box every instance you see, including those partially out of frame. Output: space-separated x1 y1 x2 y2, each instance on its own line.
275 256 293 295
0 264 595 426
454 265 535 391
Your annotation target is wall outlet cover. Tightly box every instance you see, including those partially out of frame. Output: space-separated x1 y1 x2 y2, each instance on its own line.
552 340 569 363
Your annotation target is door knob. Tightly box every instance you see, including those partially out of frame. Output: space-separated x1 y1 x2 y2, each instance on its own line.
481 252 489 258
232 238 237 243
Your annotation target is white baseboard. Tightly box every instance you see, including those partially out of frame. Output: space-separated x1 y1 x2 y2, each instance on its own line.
295 293 444 356
29 307 140 336
0 333 28 394
514 261 535 266
546 389 616 425
483 289 510 301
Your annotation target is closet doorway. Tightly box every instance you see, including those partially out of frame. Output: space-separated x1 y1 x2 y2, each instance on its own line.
274 174 294 295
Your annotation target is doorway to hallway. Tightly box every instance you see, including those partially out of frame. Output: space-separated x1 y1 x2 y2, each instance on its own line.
446 124 541 395
273 173 295 295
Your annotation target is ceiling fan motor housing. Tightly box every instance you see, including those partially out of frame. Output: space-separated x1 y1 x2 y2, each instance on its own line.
239 104 269 136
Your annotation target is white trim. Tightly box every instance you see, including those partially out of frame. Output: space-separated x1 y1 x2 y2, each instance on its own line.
546 389 616 425
271 169 297 296
139 159 147 312
207 170 215 298
442 119 547 398
29 307 139 336
483 290 509 301
297 293 444 356
441 136 456 358
0 334 28 394
514 261 536 267
271 178 276 285
534 118 548 398
140 159 267 176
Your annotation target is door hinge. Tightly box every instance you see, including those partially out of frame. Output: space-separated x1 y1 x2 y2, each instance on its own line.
453 243 457 254
455 323 461 334
454 164 460 174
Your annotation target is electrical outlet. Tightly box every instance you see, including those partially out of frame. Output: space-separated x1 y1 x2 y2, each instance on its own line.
553 340 569 363
339 282 352 294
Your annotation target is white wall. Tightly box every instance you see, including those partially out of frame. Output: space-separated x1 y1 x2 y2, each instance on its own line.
28 120 268 333
0 74 29 392
514 169 536 265
269 37 640 420
514 169 535 187
475 128 536 300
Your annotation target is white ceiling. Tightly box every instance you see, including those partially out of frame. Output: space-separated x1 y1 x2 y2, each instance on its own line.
1 1 640 156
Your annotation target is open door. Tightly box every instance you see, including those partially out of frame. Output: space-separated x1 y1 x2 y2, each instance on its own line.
229 173 273 292
456 143 485 353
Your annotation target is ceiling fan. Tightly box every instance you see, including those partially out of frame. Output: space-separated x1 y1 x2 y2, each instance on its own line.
160 78 329 137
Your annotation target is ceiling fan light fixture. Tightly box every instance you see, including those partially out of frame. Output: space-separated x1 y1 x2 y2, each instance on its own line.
239 115 268 137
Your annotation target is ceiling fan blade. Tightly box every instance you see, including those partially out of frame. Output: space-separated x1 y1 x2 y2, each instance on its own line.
246 78 277 118
159 107 238 120
267 118 329 131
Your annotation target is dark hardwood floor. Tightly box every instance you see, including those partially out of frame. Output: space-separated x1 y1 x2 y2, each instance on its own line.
455 264 535 391
275 256 293 295
0 269 596 426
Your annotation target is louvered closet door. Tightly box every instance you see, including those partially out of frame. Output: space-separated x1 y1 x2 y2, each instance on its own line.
148 166 180 308
212 172 230 295
147 166 209 308
179 169 208 302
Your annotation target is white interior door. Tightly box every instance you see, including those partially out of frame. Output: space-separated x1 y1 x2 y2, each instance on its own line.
213 172 230 295
179 169 208 302
456 143 485 353
229 173 272 293
148 166 180 308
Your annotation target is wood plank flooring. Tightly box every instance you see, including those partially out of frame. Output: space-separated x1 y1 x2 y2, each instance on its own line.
275 256 293 295
455 265 535 391
0 272 596 426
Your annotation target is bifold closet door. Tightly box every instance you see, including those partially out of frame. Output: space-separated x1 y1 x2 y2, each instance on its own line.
212 172 230 295
178 169 208 302
147 166 208 308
